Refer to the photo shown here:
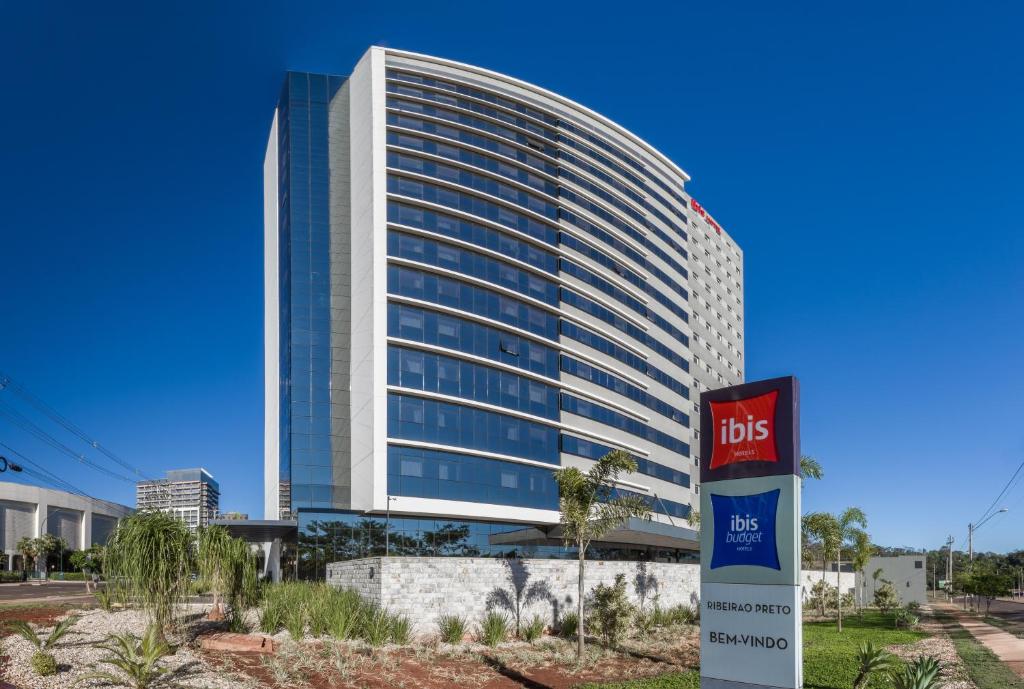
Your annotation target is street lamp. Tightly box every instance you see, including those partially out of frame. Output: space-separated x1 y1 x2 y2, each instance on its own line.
969 507 1008 561
0 456 24 473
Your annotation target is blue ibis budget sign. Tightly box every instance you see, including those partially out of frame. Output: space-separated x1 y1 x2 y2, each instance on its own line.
710 489 781 571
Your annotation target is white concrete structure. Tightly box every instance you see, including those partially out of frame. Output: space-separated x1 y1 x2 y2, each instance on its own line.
0 482 133 573
860 555 928 606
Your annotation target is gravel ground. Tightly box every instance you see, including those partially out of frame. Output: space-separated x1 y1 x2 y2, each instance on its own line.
888 617 976 689
2 605 260 689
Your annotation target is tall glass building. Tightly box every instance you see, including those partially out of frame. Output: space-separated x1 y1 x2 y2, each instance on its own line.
264 48 745 578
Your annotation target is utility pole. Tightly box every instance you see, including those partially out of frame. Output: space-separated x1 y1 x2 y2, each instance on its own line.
946 535 954 602
968 523 974 561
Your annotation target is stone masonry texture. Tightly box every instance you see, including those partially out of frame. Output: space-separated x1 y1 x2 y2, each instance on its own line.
326 557 855 638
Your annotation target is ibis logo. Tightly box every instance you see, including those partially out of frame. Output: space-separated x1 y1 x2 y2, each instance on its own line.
709 390 779 469
710 489 781 570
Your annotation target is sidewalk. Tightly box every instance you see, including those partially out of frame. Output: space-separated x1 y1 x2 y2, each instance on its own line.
937 602 1024 677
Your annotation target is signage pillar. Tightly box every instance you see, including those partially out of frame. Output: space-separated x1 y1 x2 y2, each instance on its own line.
699 376 802 689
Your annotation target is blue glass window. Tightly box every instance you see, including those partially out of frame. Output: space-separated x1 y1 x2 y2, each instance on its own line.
388 446 558 510
560 394 690 455
388 265 558 340
561 356 689 423
559 320 689 398
560 435 690 488
388 230 557 305
388 345 559 419
388 393 559 463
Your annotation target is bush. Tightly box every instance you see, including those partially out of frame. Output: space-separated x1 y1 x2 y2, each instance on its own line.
559 610 579 638
361 605 393 647
327 589 364 641
95 587 114 612
389 614 412 645
0 571 25 583
874 582 901 616
667 604 698 625
521 615 545 643
892 655 943 689
588 574 634 648
809 579 840 611
438 614 468 644
31 651 57 676
480 611 511 647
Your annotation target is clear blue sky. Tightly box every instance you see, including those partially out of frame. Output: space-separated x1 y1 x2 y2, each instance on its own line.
1 2 1021 553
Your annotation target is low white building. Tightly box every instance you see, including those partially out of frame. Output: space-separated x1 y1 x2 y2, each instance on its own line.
0 482 133 572
860 554 928 606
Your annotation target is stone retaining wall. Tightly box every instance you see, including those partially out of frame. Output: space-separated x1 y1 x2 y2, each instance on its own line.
327 557 856 637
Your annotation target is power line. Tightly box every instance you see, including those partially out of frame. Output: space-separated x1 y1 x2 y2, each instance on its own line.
0 402 134 483
0 373 154 480
975 458 1024 526
0 441 134 513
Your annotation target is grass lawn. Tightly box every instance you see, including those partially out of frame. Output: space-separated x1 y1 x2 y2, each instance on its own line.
579 612 926 689
935 613 1024 689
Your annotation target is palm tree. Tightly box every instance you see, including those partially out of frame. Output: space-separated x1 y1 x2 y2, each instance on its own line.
800 455 824 482
802 512 840 616
197 525 257 621
835 507 868 631
103 511 195 641
16 536 38 573
553 449 652 659
850 530 873 614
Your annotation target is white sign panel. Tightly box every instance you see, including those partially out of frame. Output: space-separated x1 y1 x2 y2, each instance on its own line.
700 582 802 689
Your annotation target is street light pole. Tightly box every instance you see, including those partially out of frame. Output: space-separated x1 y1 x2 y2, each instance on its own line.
969 507 1008 561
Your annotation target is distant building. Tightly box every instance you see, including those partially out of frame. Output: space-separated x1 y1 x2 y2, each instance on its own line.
136 468 219 530
860 555 928 606
215 511 249 521
0 482 133 572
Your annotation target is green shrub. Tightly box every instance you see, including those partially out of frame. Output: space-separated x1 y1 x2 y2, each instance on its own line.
307 584 334 637
31 651 57 676
668 604 697 625
809 579 840 612
57 571 87 581
361 605 393 647
588 574 634 648
78 624 171 689
853 641 896 689
521 615 545 643
874 582 901 616
635 609 655 637
95 587 114 612
389 614 412 645
438 614 468 644
559 610 579 638
892 655 943 689
327 589 364 641
480 611 511 647
0 571 25 583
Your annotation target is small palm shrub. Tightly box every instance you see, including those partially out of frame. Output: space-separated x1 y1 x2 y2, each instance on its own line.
853 642 895 689
589 574 634 648
894 607 920 629
558 610 579 638
668 604 698 625
79 624 172 689
438 614 468 644
307 583 334 637
389 614 412 645
361 605 393 647
8 616 78 677
892 655 943 689
521 615 545 643
480 611 511 647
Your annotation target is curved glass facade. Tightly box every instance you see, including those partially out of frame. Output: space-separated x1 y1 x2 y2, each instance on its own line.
266 48 744 578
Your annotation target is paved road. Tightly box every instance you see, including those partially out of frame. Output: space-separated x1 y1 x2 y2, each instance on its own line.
951 596 1024 622
0 581 96 604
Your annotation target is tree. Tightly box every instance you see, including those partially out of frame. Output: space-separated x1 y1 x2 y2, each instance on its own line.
553 449 652 659
34 534 66 575
103 511 195 641
968 569 1013 615
800 456 824 482
850 530 873 614
874 580 900 617
197 526 259 622
835 507 868 631
69 544 104 592
802 512 840 616
16 536 38 573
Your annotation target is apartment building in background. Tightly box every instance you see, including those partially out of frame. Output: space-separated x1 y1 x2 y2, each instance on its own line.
136 468 220 530
264 47 744 577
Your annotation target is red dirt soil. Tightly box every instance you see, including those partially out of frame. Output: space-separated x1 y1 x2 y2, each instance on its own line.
202 640 698 689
